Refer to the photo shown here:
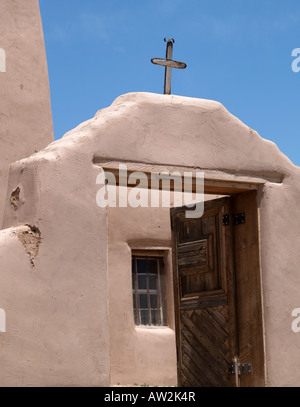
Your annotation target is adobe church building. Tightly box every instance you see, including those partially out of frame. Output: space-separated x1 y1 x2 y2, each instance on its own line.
1 0 300 388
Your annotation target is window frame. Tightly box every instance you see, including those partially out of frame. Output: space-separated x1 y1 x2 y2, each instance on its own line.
132 250 167 327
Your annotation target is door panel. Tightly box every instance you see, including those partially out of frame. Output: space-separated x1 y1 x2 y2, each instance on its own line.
232 191 265 387
171 197 238 387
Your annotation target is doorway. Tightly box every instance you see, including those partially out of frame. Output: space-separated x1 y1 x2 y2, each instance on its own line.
171 190 265 387
99 159 266 386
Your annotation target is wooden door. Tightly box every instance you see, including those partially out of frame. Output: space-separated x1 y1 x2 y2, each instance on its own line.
171 197 238 387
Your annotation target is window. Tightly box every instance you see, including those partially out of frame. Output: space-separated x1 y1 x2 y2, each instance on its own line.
132 253 166 326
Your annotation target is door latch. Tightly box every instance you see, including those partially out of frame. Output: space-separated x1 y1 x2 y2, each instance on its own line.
229 361 252 375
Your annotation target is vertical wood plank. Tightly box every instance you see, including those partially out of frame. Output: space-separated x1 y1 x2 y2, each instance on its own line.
232 190 265 387
170 207 182 385
134 258 140 325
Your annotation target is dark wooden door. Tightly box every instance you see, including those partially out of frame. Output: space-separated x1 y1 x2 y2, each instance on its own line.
171 197 238 387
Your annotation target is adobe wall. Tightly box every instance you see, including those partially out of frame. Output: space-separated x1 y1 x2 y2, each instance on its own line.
107 191 221 386
0 92 299 386
108 200 176 386
0 0 53 227
0 155 110 386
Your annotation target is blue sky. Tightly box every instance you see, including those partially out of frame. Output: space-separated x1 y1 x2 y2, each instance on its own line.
39 0 300 166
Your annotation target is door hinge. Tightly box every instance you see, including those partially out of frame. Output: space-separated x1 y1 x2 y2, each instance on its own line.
222 214 230 226
229 362 252 375
233 212 246 225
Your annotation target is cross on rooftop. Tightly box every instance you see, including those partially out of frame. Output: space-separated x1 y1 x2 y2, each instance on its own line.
151 38 187 95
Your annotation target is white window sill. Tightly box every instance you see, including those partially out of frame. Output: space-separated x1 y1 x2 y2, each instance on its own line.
134 325 174 335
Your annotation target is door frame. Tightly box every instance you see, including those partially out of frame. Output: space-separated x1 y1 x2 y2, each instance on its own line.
171 188 265 387
97 159 266 386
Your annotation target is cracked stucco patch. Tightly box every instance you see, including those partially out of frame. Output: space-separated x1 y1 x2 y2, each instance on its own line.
10 186 21 210
14 225 42 267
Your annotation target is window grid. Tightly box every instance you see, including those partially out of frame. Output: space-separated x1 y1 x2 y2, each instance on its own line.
132 256 164 326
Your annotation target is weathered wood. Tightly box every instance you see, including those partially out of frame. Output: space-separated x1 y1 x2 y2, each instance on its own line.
191 311 228 355
96 164 267 195
206 307 227 330
151 38 187 95
232 191 265 387
171 206 182 386
177 240 209 271
182 311 230 380
171 193 265 387
151 57 187 69
171 197 237 387
180 293 227 310
182 327 228 381
182 349 224 387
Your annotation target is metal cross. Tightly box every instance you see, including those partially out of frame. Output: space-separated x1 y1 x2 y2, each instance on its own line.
151 38 187 95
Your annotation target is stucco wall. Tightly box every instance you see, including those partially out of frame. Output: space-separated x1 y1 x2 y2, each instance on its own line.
258 175 300 386
0 154 110 386
107 191 221 386
0 0 53 227
0 92 299 386
108 203 177 386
